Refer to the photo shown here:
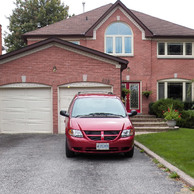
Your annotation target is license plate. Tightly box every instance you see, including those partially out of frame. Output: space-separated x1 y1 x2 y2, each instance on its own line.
96 143 109 150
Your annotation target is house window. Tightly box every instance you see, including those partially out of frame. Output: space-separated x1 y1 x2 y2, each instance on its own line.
157 42 193 58
167 43 183 55
158 80 193 102
105 22 133 56
158 83 165 99
168 83 183 100
69 41 80 45
158 43 165 55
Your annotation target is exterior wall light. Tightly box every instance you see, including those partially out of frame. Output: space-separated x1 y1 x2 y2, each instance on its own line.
83 74 87 81
53 66 57 72
21 75 26 83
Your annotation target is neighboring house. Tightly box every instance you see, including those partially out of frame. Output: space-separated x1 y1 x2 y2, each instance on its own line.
0 0 194 134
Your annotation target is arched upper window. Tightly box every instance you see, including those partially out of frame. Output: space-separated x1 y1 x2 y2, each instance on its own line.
105 22 133 55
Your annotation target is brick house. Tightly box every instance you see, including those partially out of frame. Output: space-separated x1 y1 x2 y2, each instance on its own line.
0 0 194 134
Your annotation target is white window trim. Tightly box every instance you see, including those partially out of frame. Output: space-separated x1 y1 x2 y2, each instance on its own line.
104 23 134 57
105 35 133 56
157 42 194 59
157 79 194 101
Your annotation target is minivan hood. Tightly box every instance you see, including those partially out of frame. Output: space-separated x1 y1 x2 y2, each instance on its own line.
70 117 132 131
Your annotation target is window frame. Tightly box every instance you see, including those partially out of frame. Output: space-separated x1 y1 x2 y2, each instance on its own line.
105 22 134 56
157 42 194 58
157 79 193 101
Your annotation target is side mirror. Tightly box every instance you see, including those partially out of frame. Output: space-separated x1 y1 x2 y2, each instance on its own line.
128 110 137 117
60 110 69 117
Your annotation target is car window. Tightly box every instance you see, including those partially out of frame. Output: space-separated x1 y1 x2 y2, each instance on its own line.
71 97 126 117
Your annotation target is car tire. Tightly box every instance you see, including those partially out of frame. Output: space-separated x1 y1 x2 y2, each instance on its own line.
66 139 75 158
124 146 134 158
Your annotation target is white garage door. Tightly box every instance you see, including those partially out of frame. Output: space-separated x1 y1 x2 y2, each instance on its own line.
59 82 112 133
0 86 52 133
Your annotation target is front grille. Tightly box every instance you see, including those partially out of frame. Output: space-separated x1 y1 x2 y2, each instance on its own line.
89 136 101 141
84 131 101 135
104 131 120 135
104 136 116 141
84 130 120 141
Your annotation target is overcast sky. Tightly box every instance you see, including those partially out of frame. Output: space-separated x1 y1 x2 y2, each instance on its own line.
1 0 194 40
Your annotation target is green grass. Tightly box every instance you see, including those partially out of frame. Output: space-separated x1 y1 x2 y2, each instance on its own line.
135 128 194 178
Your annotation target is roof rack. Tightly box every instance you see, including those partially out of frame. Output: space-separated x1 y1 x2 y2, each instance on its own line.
77 91 113 95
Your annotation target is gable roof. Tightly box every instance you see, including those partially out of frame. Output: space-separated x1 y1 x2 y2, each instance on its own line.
23 0 194 39
23 3 112 38
0 37 128 70
130 9 194 38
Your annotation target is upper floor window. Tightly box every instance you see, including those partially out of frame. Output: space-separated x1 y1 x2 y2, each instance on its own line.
105 22 133 56
158 42 194 58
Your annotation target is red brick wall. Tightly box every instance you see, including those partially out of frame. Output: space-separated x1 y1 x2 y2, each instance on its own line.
25 8 194 114
0 46 121 133
84 8 153 113
0 25 2 55
82 8 194 113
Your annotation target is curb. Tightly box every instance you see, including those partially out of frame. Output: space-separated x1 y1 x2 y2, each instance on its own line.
134 140 194 187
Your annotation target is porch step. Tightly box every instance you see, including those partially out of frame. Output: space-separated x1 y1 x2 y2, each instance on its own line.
132 114 156 118
131 114 176 132
134 126 177 132
132 122 167 127
131 118 164 122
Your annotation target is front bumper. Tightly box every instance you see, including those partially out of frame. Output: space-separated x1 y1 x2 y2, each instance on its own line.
66 135 134 154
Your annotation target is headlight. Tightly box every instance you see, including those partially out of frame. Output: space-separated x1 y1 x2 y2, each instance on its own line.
121 129 133 137
68 129 83 138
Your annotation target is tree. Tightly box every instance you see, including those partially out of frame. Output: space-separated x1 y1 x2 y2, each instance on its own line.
4 0 69 52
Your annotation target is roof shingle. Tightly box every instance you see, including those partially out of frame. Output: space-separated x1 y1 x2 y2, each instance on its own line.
23 1 194 38
24 4 112 37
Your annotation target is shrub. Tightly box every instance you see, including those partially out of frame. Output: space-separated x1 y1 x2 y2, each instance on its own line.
163 105 181 121
184 101 194 110
149 102 155 115
151 99 184 118
177 110 194 128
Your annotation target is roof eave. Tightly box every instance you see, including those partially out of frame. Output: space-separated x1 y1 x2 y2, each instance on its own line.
22 34 90 40
0 37 128 70
151 35 194 39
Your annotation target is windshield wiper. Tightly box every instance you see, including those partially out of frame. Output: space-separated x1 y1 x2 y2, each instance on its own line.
75 113 95 118
91 113 125 118
75 113 125 118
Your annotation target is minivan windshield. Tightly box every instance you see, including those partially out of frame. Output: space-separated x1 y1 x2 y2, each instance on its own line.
71 97 126 118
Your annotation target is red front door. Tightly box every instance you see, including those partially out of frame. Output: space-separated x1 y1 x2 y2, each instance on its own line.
122 82 141 113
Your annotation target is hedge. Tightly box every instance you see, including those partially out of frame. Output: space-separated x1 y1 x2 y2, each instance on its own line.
177 110 194 128
151 99 184 118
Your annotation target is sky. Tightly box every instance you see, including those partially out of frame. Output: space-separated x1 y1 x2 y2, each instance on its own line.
1 0 194 44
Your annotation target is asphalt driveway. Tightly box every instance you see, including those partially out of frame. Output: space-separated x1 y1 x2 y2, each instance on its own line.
0 134 188 194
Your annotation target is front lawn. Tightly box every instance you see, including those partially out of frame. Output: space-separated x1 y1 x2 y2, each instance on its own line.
135 128 194 178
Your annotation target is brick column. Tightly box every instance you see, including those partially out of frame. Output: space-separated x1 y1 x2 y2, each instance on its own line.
52 83 58 134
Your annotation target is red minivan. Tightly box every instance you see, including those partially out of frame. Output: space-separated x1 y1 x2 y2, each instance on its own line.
60 93 137 158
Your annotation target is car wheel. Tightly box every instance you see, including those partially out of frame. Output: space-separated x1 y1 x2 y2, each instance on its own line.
66 139 75 158
124 146 134 158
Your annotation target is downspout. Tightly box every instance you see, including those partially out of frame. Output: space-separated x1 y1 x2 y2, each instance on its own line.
120 62 128 98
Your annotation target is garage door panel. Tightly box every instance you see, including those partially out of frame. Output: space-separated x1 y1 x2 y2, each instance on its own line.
0 87 52 133
59 86 112 133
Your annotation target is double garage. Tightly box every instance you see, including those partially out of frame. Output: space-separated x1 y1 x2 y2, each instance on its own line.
0 38 127 134
0 82 112 134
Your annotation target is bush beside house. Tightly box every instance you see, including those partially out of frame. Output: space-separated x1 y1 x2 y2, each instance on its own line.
150 99 194 129
151 99 184 118
177 110 194 128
